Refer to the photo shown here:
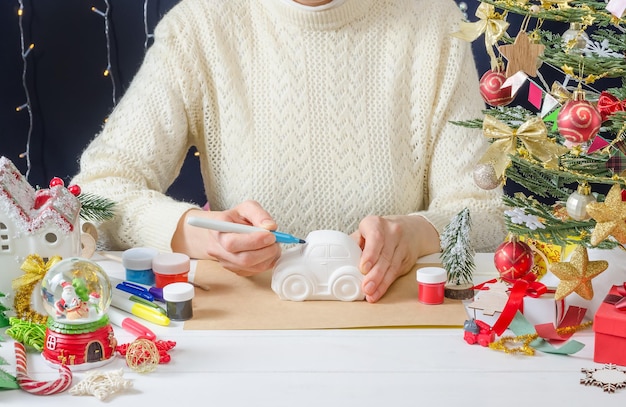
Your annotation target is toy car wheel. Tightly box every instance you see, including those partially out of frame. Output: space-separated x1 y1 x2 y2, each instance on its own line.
331 274 362 301
281 274 313 301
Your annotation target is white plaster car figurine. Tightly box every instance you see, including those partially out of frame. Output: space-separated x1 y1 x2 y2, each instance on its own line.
271 230 364 301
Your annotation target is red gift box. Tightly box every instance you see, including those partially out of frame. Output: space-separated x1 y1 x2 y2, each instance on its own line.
593 284 626 366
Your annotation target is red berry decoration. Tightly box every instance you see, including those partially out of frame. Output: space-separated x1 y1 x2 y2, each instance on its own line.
557 90 601 145
49 177 64 188
67 184 81 196
479 69 514 107
493 238 534 284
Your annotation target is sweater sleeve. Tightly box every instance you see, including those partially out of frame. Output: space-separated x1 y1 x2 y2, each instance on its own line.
410 9 506 252
72 12 204 252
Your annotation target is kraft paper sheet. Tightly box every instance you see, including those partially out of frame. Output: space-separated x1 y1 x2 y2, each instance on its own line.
184 261 468 330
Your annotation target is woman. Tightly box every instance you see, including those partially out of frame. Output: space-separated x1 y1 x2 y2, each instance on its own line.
73 0 506 302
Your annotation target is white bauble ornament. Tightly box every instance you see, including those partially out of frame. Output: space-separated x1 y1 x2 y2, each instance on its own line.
566 182 596 221
473 163 501 190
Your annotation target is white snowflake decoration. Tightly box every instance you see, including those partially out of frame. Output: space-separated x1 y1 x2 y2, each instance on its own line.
504 208 545 230
583 38 624 59
580 364 626 393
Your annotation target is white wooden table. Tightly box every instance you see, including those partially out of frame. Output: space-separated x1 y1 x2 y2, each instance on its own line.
0 254 623 406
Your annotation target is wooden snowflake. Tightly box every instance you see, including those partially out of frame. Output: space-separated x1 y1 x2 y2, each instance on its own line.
580 364 626 393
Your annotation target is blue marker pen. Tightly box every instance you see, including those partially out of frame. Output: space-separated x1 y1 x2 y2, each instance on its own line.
187 217 306 244
115 280 154 302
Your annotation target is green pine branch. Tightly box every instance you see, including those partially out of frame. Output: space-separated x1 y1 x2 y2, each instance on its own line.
502 193 619 249
78 192 116 222
505 153 616 201
481 0 622 25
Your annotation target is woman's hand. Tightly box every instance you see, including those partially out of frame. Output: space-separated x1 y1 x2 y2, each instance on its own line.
351 215 440 303
171 200 282 276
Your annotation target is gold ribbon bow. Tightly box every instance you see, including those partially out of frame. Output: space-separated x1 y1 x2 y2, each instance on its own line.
550 82 573 104
480 115 569 178
12 254 62 290
451 3 509 69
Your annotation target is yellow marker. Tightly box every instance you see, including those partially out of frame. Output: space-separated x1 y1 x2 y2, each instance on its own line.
111 295 170 326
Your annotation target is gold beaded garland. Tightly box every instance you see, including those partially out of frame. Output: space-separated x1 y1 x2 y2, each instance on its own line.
489 334 537 356
13 282 47 325
12 255 62 324
489 321 593 356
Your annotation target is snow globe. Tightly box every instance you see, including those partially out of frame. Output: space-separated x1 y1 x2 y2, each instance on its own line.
40 257 117 370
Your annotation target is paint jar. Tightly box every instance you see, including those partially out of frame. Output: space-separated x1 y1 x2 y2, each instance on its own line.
152 253 190 288
122 247 159 285
162 282 194 321
416 266 447 305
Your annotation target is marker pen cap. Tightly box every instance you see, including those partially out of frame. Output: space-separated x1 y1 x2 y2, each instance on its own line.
122 247 159 285
152 253 190 288
416 267 447 305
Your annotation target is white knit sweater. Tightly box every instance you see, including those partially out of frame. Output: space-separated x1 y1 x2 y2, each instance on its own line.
73 0 506 253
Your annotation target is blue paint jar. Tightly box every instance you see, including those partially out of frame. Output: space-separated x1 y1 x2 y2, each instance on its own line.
122 247 159 285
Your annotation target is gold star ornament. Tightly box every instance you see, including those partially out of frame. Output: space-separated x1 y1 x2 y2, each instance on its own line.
549 245 607 301
585 183 626 246
498 31 545 77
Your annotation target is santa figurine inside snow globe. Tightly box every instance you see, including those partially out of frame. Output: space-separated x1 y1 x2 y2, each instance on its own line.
40 257 117 370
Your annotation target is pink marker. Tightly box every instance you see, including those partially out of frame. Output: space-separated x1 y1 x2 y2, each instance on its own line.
108 307 156 341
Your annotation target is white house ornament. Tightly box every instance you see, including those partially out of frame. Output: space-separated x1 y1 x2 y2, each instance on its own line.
0 157 84 308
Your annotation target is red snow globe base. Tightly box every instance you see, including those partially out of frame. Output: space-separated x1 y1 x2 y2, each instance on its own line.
40 257 117 370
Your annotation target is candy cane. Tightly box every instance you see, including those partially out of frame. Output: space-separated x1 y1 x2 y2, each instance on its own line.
13 342 73 395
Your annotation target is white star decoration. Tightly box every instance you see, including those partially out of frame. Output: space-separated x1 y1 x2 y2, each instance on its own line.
69 369 133 400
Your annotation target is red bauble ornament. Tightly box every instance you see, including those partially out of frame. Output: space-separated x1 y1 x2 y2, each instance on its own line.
557 90 601 144
49 177 64 188
493 239 534 284
67 184 81 196
479 69 514 107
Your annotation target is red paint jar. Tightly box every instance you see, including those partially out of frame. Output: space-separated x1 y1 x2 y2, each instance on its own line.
416 267 446 305
152 253 190 288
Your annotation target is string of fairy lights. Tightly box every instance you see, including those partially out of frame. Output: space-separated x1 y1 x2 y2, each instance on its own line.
15 0 34 179
13 0 156 180
90 0 117 106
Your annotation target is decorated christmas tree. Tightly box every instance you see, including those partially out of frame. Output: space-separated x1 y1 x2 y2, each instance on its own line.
452 0 626 299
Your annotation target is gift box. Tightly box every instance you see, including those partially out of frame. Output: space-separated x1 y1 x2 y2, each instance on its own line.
466 279 566 332
593 284 626 366
521 291 565 328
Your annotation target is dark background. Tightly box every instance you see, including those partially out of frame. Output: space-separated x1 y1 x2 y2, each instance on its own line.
0 1 533 205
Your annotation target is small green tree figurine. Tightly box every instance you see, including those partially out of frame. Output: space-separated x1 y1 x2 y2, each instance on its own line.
440 208 475 300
